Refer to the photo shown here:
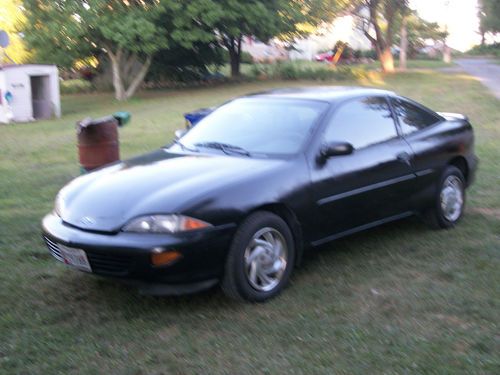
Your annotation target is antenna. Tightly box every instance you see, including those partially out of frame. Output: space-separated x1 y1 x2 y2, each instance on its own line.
0 30 14 64
0 30 9 48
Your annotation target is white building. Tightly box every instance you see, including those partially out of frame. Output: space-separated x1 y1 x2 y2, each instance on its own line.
289 16 372 60
242 15 372 62
0 64 61 124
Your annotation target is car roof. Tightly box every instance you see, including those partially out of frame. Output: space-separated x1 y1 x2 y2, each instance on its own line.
247 86 396 103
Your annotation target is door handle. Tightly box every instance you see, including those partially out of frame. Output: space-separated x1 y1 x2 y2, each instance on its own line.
396 152 411 166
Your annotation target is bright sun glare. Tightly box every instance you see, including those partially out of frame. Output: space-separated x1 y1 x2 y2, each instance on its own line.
410 0 482 51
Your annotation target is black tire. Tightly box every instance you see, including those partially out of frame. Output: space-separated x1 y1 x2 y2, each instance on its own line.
424 165 466 229
222 211 295 302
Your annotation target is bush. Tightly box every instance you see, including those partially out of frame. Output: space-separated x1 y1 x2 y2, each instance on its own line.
60 79 93 94
249 64 273 78
361 49 378 59
272 62 368 81
467 43 500 57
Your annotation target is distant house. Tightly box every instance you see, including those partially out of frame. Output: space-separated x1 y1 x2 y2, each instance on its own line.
0 64 61 124
290 16 372 60
241 37 288 63
242 15 372 62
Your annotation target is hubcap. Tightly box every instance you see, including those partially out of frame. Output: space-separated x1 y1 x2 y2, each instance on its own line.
440 175 464 222
244 227 288 292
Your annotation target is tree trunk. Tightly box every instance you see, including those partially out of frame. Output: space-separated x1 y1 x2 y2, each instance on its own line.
480 31 486 46
399 17 408 71
379 47 395 73
124 56 152 100
229 49 240 77
226 35 242 78
443 44 451 63
108 49 125 101
107 48 152 101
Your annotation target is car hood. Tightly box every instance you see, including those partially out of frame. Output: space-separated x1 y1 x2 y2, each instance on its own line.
58 149 285 232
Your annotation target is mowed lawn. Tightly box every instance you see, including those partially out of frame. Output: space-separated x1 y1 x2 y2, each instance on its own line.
0 70 499 375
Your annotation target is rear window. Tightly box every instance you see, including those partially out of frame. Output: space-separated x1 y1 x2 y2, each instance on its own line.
392 98 441 135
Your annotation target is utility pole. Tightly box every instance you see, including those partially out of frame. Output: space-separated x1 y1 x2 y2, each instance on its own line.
442 0 451 63
399 15 408 70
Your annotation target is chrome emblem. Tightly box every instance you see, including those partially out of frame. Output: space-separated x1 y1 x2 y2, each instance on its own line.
80 216 95 225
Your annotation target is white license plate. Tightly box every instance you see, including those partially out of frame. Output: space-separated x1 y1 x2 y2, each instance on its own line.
59 245 92 273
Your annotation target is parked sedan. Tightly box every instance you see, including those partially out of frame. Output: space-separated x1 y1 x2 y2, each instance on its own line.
42 87 477 302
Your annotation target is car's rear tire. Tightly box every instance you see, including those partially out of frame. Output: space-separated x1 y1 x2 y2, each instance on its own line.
425 165 466 229
222 211 295 302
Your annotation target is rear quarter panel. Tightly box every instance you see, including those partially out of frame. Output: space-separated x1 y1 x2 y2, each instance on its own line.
404 117 475 209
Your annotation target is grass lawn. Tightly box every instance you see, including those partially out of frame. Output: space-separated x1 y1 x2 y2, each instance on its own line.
0 70 499 374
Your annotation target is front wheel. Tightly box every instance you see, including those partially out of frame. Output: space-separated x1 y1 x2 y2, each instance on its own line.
222 211 295 302
425 166 466 229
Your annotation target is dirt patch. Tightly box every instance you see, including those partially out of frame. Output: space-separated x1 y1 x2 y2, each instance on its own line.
471 207 500 220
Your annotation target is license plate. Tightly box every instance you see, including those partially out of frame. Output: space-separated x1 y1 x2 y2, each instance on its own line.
59 245 92 273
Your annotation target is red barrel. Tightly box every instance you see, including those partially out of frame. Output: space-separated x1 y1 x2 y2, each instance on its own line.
77 116 120 171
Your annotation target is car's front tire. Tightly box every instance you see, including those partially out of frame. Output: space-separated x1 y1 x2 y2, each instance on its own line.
425 165 466 229
222 211 295 302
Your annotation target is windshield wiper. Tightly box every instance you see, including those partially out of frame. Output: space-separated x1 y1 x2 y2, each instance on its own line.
194 142 251 156
172 139 199 153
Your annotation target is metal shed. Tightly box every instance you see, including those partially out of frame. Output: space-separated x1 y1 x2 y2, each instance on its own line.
0 64 61 123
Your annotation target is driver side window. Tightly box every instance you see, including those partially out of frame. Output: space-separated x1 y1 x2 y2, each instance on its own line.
324 96 398 149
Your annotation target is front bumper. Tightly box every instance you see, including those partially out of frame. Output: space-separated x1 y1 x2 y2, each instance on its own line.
42 213 236 291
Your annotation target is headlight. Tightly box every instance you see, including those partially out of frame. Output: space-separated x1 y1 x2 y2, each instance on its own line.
122 215 212 233
54 193 64 217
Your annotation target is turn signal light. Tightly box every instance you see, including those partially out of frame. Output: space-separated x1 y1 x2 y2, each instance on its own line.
151 250 182 266
183 217 210 230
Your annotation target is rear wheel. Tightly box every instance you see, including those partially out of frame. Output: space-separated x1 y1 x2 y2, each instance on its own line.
425 166 465 229
222 211 295 302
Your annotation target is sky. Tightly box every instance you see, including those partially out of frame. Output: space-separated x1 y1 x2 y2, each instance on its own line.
410 0 482 51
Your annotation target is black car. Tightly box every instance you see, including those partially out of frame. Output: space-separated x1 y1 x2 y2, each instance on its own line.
42 87 478 302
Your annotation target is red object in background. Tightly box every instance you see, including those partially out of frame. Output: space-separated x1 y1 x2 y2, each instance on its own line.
314 52 334 62
79 67 94 81
77 116 119 171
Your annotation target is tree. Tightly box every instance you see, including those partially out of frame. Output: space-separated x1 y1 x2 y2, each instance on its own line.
22 0 181 100
0 0 31 63
399 14 408 70
174 0 342 78
352 0 409 72
394 11 448 60
478 0 500 36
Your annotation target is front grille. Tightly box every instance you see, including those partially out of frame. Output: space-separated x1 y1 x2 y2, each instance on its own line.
86 251 133 276
43 236 133 276
44 236 63 262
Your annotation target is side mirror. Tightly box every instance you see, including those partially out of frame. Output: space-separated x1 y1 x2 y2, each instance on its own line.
174 128 187 139
317 141 354 163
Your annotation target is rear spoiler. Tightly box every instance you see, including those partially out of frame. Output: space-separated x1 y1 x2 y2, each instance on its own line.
437 112 469 122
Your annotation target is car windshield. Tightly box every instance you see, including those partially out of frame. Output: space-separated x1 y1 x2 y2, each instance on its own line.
173 98 328 157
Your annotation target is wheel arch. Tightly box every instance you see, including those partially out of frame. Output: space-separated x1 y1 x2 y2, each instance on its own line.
250 203 305 267
448 156 469 184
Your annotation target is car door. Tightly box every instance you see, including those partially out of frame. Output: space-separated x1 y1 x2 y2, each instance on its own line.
389 97 446 208
309 95 417 245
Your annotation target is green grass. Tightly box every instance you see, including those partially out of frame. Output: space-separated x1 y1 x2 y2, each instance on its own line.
355 59 455 70
0 71 499 374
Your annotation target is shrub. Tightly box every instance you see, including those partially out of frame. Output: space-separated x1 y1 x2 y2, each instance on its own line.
249 64 273 78
60 79 93 94
361 49 378 59
277 63 300 79
273 62 368 81
467 43 500 57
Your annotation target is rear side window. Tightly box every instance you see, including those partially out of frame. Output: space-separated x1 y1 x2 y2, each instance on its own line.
392 98 441 135
324 96 397 149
